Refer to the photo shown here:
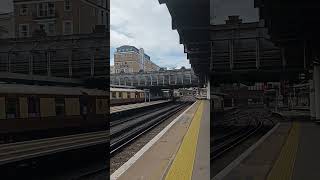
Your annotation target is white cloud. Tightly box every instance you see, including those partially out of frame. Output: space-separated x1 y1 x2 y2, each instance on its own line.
110 0 190 68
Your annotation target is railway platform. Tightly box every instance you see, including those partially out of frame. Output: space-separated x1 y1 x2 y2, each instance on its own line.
110 100 171 114
213 110 320 180
111 100 210 180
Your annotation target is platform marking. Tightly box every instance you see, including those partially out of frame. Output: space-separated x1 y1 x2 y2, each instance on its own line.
165 101 204 180
110 101 198 180
267 121 300 180
213 123 280 180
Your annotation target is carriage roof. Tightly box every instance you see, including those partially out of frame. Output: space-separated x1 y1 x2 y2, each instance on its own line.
110 87 144 93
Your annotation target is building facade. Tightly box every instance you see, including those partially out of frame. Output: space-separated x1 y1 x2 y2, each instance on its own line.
13 0 109 38
114 45 160 74
0 13 15 39
110 65 115 74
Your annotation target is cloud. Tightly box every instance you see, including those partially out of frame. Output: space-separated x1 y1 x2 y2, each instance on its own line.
110 0 190 68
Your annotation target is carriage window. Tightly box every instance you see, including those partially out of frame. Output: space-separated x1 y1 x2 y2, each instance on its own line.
119 92 123 98
127 92 131 99
112 92 116 98
28 96 40 117
6 97 18 119
55 98 65 116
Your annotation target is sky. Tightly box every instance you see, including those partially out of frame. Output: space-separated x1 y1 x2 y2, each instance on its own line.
110 0 189 69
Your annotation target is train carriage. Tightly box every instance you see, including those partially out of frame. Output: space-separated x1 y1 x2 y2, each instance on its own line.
0 83 108 142
110 88 145 106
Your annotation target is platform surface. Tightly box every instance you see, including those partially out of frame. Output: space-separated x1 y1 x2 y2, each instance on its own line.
111 100 210 180
216 111 320 180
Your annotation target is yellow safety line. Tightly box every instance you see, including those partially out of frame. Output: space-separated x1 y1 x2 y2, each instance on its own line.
267 122 300 180
165 101 204 180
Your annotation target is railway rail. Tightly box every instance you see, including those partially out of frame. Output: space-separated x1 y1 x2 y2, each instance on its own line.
211 108 276 161
110 101 191 155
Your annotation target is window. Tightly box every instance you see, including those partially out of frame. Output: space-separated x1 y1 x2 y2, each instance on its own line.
39 23 46 32
20 4 28 16
127 92 131 99
28 96 40 118
63 21 73 35
19 24 29 37
112 92 117 99
6 97 18 119
48 23 55 35
48 3 55 16
38 3 48 17
55 98 65 116
119 92 123 98
64 0 71 11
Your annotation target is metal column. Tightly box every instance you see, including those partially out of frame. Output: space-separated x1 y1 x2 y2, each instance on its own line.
314 65 320 121
310 79 316 120
207 76 210 100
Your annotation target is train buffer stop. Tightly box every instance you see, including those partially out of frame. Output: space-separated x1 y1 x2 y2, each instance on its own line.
111 100 210 180
212 110 320 180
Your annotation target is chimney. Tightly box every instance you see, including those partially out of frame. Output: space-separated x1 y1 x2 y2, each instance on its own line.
225 15 242 24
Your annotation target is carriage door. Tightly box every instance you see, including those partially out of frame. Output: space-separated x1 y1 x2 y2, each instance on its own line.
79 95 89 120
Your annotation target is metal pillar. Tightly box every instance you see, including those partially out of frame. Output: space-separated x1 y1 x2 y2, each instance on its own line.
47 51 51 76
29 54 33 75
175 75 177 85
163 75 165 86
7 53 11 73
68 53 72 78
157 75 159 86
310 79 316 120
131 77 134 86
314 65 320 121
90 54 95 77
207 76 210 100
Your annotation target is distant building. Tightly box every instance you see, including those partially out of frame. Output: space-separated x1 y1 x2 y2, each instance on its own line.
110 65 115 74
114 45 160 74
13 0 109 38
0 12 15 39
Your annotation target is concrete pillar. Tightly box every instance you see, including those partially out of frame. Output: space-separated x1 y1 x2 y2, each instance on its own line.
150 75 153 86
169 75 171 85
310 79 316 120
118 78 120 85
314 65 320 121
149 92 151 102
131 77 134 86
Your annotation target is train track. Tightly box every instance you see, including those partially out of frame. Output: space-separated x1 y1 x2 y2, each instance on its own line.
110 101 191 155
211 109 275 161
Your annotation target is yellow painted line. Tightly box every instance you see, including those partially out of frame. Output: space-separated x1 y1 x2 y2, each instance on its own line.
267 122 300 180
165 101 204 180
